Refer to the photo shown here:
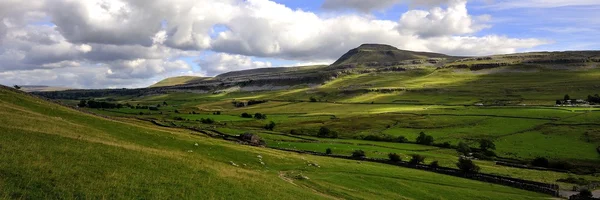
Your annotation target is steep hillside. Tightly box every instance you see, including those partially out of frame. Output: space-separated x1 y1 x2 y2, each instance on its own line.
0 85 549 199
150 76 211 87
331 44 454 67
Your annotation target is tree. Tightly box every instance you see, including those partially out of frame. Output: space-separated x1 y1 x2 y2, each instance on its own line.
456 142 471 155
13 85 21 90
430 160 440 168
457 157 480 173
395 136 408 143
531 157 549 168
409 154 425 165
163 101 168 106
326 148 332 155
556 100 562 105
77 100 87 108
318 127 338 138
264 121 276 131
564 94 570 101
241 113 253 118
578 189 593 199
351 150 366 158
416 132 434 145
254 113 267 120
309 97 317 102
388 153 401 162
478 139 496 151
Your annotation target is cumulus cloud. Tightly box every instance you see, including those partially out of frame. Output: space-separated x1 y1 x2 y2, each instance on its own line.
398 0 490 38
0 0 549 88
197 53 272 76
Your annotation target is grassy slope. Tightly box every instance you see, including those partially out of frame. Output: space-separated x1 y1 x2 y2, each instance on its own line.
0 86 549 199
149 76 208 88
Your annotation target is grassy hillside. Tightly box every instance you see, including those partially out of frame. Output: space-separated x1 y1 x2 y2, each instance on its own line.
0 86 552 199
149 76 210 88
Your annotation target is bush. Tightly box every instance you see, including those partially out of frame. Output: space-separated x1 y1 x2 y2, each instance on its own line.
395 136 409 143
318 127 338 138
264 121 276 131
254 113 267 120
456 142 471 155
578 189 593 199
326 148 332 155
430 160 440 168
388 153 401 162
531 157 549 168
200 118 215 124
174 117 184 121
241 113 253 118
416 132 434 145
409 154 425 165
478 139 496 151
351 150 366 158
457 157 480 173
309 97 317 102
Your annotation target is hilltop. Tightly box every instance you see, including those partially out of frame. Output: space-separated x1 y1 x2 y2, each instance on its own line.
149 76 212 87
331 44 455 67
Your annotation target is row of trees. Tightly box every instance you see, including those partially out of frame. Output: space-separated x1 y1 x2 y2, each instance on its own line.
342 149 480 173
241 112 267 119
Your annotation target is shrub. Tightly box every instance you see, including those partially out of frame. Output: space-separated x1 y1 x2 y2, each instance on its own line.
309 97 317 102
456 142 471 155
564 94 571 101
395 136 408 143
254 113 267 120
478 139 496 151
457 157 480 173
326 148 332 155
409 154 425 165
416 132 434 145
531 157 549 168
318 127 338 138
430 160 440 168
264 121 276 131
351 150 366 158
241 113 253 118
578 189 593 199
388 153 401 162
200 118 215 124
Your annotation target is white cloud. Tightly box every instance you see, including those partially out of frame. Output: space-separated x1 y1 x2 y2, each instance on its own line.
321 0 403 12
197 53 272 76
398 0 490 38
0 0 549 88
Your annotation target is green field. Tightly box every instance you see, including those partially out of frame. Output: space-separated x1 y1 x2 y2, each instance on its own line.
1 86 560 199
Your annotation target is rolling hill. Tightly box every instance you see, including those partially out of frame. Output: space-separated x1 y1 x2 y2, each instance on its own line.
0 85 553 199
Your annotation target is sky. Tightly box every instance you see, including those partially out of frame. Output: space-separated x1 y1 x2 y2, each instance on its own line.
1 0 599 89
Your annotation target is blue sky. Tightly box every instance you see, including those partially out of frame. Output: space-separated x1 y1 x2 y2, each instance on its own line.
1 0 599 88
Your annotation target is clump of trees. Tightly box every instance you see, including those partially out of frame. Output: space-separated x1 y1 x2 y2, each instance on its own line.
317 127 338 138
352 150 366 158
416 132 434 145
456 142 471 155
362 134 408 143
200 118 214 124
254 113 267 120
264 121 276 131
388 153 401 162
409 154 425 165
457 157 480 173
588 94 600 104
241 113 253 118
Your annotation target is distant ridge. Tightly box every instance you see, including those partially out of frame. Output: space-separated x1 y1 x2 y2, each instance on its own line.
149 76 211 87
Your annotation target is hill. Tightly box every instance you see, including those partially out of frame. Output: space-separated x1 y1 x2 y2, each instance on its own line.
149 76 211 87
331 44 455 67
0 85 552 199
18 85 73 92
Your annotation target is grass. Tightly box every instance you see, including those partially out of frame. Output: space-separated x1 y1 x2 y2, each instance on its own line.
0 86 555 199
